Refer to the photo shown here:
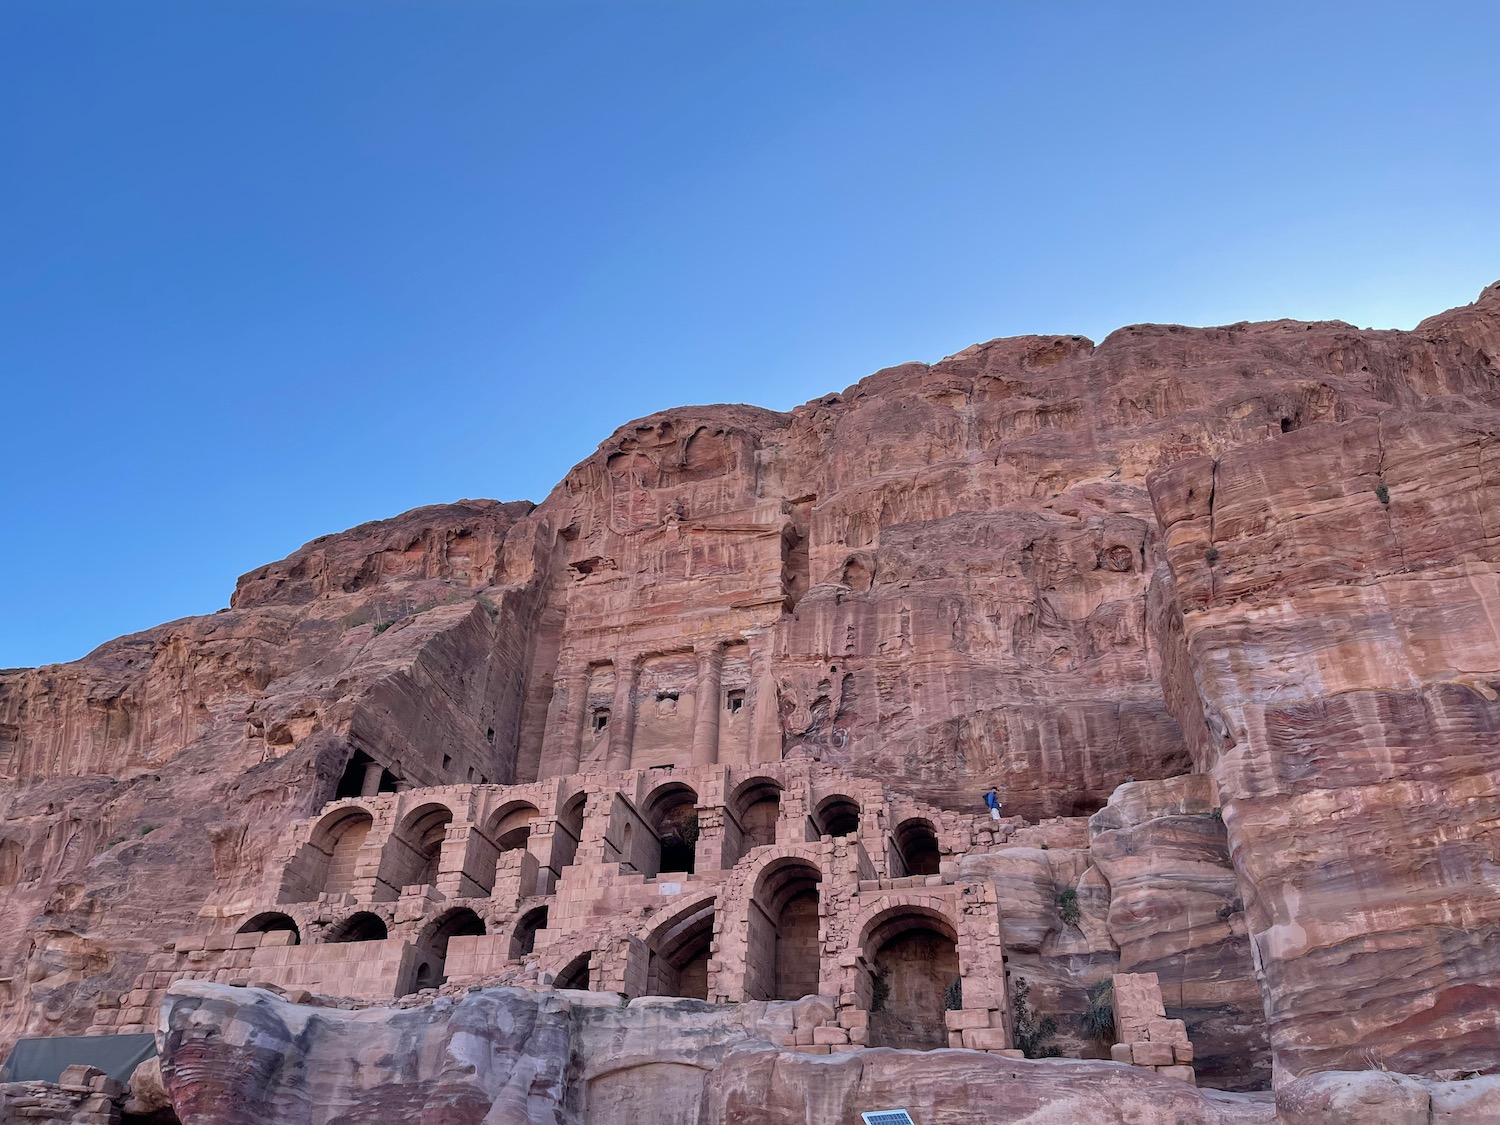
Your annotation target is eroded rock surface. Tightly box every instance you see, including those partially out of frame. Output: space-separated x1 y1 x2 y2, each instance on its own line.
5 282 1500 1117
158 981 1273 1125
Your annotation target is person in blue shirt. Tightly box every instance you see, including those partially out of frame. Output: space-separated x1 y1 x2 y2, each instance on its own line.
984 787 1002 820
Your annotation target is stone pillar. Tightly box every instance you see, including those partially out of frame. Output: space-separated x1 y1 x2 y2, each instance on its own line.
606 655 639 772
691 642 725 767
360 761 384 797
747 632 783 763
549 667 590 778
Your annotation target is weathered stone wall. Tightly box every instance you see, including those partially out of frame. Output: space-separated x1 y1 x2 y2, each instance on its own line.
1148 405 1500 1080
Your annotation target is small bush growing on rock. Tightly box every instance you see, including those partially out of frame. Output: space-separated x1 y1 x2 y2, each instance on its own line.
373 618 396 634
944 976 962 1011
1084 979 1115 1043
1375 483 1391 505
1056 888 1081 927
1204 546 1220 563
870 969 891 1012
1011 977 1060 1058
138 823 160 836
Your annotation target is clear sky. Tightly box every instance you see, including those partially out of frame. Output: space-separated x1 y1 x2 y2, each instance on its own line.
3 1 1499 669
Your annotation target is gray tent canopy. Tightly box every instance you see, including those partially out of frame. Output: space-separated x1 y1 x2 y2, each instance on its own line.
0 1033 157 1083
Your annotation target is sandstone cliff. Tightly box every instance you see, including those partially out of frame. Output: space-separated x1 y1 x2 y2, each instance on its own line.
4 282 1500 1110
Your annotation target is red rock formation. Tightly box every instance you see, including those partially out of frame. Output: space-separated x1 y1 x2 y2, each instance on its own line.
4 282 1500 1115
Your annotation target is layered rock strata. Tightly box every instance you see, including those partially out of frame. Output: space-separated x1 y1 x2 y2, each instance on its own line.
1 282 1499 1119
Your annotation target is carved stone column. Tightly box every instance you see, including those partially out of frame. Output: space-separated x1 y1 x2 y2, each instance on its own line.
359 760 384 797
605 654 639 771
690 642 725 767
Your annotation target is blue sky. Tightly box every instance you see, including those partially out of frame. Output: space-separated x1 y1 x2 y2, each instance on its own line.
3 1 1499 668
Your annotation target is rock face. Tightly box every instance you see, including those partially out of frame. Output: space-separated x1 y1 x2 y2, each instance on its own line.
157 981 1274 1125
3 282 1500 1121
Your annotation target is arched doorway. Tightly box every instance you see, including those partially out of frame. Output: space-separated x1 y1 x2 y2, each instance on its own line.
813 795 860 838
862 907 959 1050
409 907 485 992
746 858 822 1001
644 783 699 875
554 792 587 872
554 952 592 991
510 906 548 959
894 818 941 877
326 911 388 943
488 802 541 851
236 912 301 945
645 899 715 1000
316 808 374 898
729 777 782 862
392 804 454 890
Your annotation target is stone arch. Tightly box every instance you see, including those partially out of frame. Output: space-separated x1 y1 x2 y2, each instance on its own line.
813 794 860 838
510 906 549 960
728 776 782 860
408 907 486 992
894 817 941 877
385 802 456 890
282 804 375 901
462 799 543 897
855 898 961 1051
236 912 300 944
642 893 716 1000
553 950 593 991
642 782 700 875
325 911 388 943
553 791 588 872
485 801 542 851
746 855 823 1001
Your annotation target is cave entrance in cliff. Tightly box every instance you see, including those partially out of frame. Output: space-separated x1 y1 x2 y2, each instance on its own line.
511 906 548 959
813 795 860 839
410 907 486 992
746 859 822 1001
334 750 399 800
860 907 959 1051
236 912 301 945
554 952 592 990
729 777 782 863
894 818 941 877
645 899 715 1001
644 783 700 876
391 804 455 890
326 911 388 943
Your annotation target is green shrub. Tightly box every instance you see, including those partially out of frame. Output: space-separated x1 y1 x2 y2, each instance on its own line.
138 823 160 836
1083 979 1115 1043
1056 888 1081 927
1375 483 1390 505
1204 546 1220 563
944 976 963 1011
1011 977 1060 1058
870 969 891 1012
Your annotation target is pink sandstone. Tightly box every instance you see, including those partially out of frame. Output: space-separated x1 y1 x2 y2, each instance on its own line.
2 282 1500 1122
